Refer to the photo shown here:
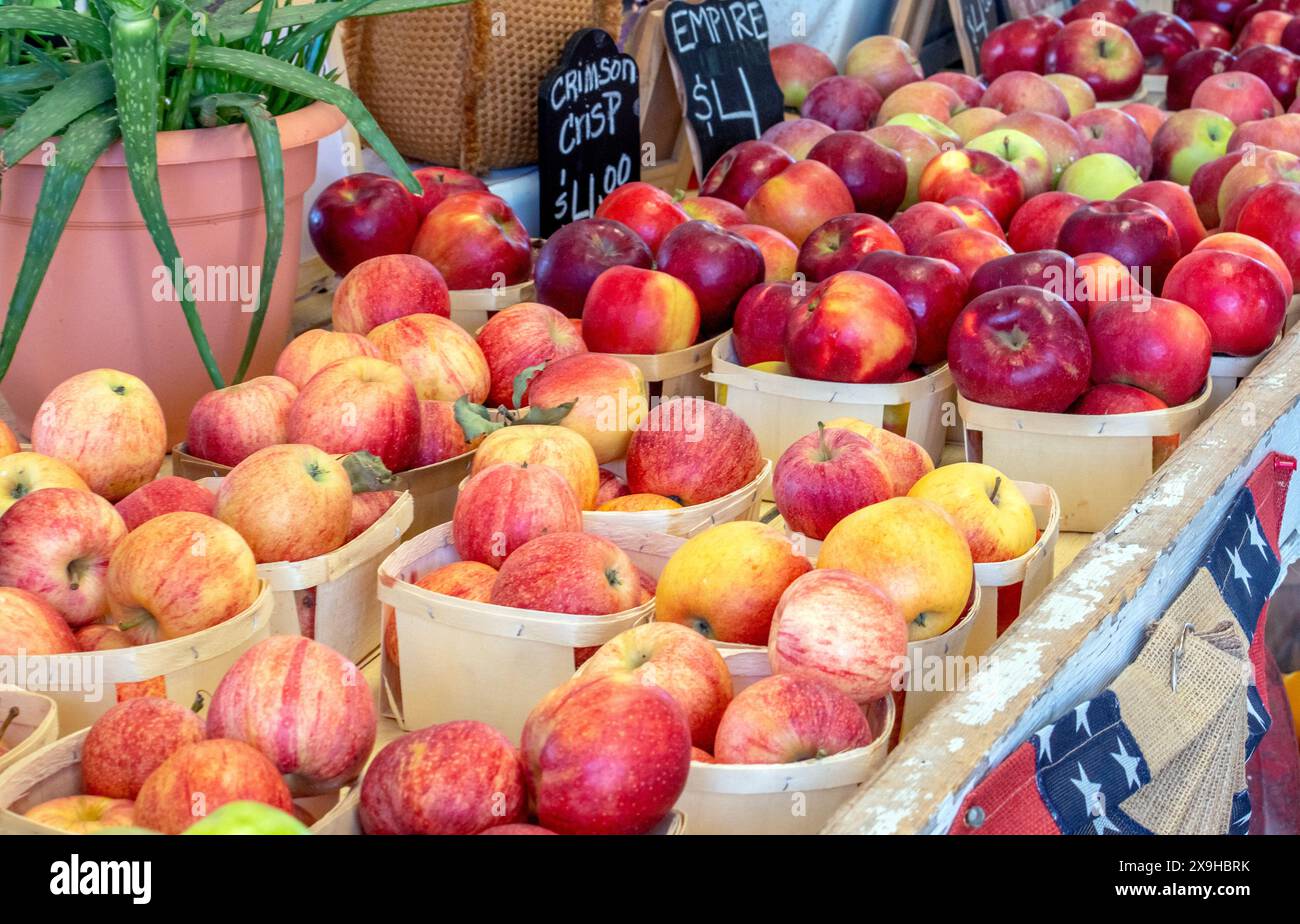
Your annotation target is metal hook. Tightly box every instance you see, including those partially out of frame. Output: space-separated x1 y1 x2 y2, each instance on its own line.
1170 622 1195 692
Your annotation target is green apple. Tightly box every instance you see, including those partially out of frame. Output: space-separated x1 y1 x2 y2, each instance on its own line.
1151 109 1234 186
1057 153 1142 200
885 113 961 150
183 801 310 835
966 129 1053 197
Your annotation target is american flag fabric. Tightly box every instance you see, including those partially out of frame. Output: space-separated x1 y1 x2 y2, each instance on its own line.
950 452 1296 836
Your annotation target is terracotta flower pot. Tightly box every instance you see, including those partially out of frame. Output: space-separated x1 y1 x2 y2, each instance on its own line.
0 101 348 445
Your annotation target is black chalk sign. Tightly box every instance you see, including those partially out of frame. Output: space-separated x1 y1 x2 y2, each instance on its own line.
663 0 785 177
538 28 642 238
951 0 1004 75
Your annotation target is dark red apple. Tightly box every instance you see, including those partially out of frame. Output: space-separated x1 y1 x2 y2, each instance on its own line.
856 251 969 366
1191 20 1234 50
1128 12 1200 74
1007 191 1088 252
1236 43 1300 106
800 76 883 131
1088 296 1212 405
699 140 795 208
1284 14 1300 52
1189 150 1247 227
1175 0 1253 27
411 166 488 217
967 249 1077 302
891 201 967 254
1062 0 1139 26
1232 179 1300 285
785 271 918 383
1123 180 1208 254
806 132 908 219
732 282 801 366
1162 248 1287 354
1166 47 1236 109
1056 199 1183 288
947 285 1092 412
533 218 654 318
979 16 1064 80
308 173 420 276
594 182 689 255
917 227 1016 282
656 220 765 337
797 213 904 282
1070 108 1154 178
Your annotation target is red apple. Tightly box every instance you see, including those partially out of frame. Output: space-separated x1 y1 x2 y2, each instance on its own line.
1237 9 1296 49
980 71 1071 120
533 218 654 319
1236 43 1300 106
927 72 988 107
523 352 647 463
1125 180 1208 254
865 124 942 209
681 195 746 227
490 532 640 614
968 249 1077 301
273 329 379 391
917 227 1016 282
878 80 965 125
1162 248 1287 354
699 140 795 209
411 165 487 217
1196 230 1295 291
801 75 882 131
413 399 476 467
657 220 765 336
768 569 909 703
411 191 531 291
773 425 895 541
1007 191 1088 252
1192 19 1235 49
308 173 420 276
1225 112 1300 155
452 462 582 568
1230 179 1300 284
733 223 799 281
891 201 968 254
770 42 838 108
581 266 700 354
331 254 450 336
115 477 216 531
945 196 1008 239
1123 103 1172 141
135 738 295 833
215 443 352 563
980 16 1065 79
1168 47 1237 109
522 674 690 834
948 285 1092 412
1071 108 1154 178
1069 252 1152 323
856 251 969 366
1128 11 1200 74
918 149 1026 228
999 111 1085 183
785 271 917 384
625 397 762 505
796 213 904 282
474 301 587 408
1045 18 1145 101
1062 0 1139 26
744 158 856 246
346 490 398 541
186 375 297 467
595 468 629 507
286 356 421 472
1192 70 1283 122
0 586 78 655
1057 199 1182 288
1176 0 1253 26
762 117 836 159
713 673 873 764
580 622 732 750
1286 13 1300 51
844 35 926 99
208 635 377 792
1088 296 1213 405
732 281 801 366
359 720 526 834
1190 150 1247 226
83 697 205 800
594 181 689 255
806 131 907 219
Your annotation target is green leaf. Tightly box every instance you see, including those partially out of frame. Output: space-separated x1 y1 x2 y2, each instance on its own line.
270 0 371 63
453 396 506 443
0 60 113 170
511 362 546 409
341 451 397 493
0 108 118 383
0 8 112 54
208 0 468 44
516 401 575 426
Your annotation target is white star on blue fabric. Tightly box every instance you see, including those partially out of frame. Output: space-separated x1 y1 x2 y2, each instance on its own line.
1036 724 1055 762
1071 762 1102 817
1247 694 1264 728
1074 701 1091 736
1246 516 1269 557
1111 738 1142 789
1093 811 1120 835
1227 547 1252 594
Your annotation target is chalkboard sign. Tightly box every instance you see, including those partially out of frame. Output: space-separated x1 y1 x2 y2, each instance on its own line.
950 0 1003 75
538 28 642 237
662 0 785 178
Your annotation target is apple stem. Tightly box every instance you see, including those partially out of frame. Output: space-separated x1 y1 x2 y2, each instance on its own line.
190 691 208 714
990 476 1002 506
815 421 833 462
0 706 18 741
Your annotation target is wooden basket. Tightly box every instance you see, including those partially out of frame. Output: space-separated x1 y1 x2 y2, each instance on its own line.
310 785 686 835
196 478 413 664
340 1 622 173
582 458 770 537
706 334 955 495
9 584 272 733
0 728 352 834
0 688 57 777
601 332 727 402
958 382 1213 533
673 647 894 836
1205 343 1276 421
173 442 472 539
448 278 538 334
377 522 680 738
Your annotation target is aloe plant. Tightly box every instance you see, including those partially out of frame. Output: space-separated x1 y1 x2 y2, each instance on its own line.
0 0 466 389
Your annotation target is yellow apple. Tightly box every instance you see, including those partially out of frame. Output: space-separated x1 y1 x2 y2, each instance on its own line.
817 497 973 641
470 424 599 510
523 353 647 464
823 416 934 494
597 494 682 512
24 795 135 833
0 419 17 458
0 451 90 514
907 463 1037 564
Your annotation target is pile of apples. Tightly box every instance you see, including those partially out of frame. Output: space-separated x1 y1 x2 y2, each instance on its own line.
20 634 376 834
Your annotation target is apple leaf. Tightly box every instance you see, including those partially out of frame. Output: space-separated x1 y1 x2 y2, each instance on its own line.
341 451 397 494
511 362 547 410
515 400 577 426
454 395 508 442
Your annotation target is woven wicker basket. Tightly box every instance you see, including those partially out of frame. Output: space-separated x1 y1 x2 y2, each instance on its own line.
341 0 621 173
